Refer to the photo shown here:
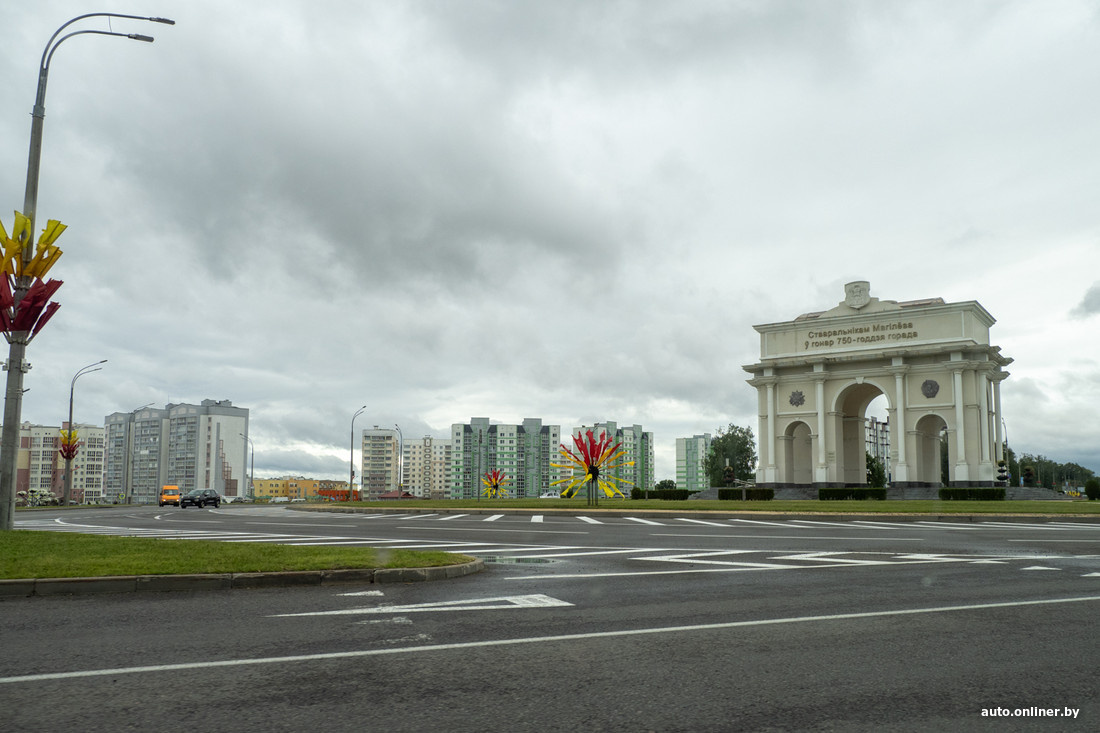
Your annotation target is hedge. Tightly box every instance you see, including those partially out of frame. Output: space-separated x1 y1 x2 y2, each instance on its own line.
630 488 696 500
818 488 887 500
938 487 1006 501
717 489 775 501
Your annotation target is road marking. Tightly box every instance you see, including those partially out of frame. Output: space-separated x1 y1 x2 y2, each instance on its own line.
396 526 588 535
624 517 663 526
437 514 468 521
402 514 439 520
531 515 544 523
729 518 799 528
270 593 574 617
1021 566 1062 571
676 518 730 527
339 590 385 596
484 515 504 522
577 516 603 524
7 595 1100 684
652 533 924 542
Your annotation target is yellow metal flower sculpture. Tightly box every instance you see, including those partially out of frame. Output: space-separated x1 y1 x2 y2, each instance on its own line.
481 469 510 499
552 429 633 504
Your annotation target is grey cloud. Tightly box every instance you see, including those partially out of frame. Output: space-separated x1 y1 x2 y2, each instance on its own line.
1071 283 1100 318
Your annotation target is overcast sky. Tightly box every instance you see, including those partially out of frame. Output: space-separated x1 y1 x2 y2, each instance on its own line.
1 1 1098 482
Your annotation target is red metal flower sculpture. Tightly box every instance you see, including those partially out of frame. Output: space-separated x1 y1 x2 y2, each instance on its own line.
482 469 510 499
551 429 633 501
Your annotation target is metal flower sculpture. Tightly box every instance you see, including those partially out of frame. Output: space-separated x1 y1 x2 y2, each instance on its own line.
551 429 633 504
481 469 510 499
58 428 80 460
0 212 66 342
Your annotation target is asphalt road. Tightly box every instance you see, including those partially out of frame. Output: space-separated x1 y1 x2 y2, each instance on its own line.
4 506 1099 732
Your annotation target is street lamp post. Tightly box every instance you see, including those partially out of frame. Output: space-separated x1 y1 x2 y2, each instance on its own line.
0 13 174 530
240 433 254 500
62 359 106 505
350 406 366 501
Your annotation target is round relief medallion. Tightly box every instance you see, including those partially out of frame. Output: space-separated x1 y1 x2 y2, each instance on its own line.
789 390 805 407
921 379 940 398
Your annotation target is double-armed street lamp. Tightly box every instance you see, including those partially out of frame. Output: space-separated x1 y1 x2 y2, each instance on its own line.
350 405 367 501
62 359 106 505
0 12 174 530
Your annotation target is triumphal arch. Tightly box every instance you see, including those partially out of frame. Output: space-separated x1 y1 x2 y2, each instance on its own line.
743 282 1012 490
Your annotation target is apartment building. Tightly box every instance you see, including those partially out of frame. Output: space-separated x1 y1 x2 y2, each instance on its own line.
402 436 451 499
8 422 106 503
104 400 249 504
676 433 712 492
361 426 399 500
450 418 563 499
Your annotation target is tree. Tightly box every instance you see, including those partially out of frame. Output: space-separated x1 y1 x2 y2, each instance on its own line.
866 452 886 488
1085 478 1100 501
703 424 757 488
654 479 676 492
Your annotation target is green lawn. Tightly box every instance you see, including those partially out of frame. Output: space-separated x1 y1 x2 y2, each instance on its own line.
322 498 1100 515
0 531 472 580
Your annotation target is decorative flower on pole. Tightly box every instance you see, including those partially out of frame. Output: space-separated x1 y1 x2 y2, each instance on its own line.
551 429 634 502
0 212 65 342
58 428 80 460
481 469 510 499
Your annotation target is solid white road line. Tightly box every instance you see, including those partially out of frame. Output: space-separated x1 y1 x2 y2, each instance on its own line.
6 595 1098 684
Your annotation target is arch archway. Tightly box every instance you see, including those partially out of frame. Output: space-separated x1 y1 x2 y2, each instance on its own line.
913 414 949 487
834 382 888 486
779 421 813 486
744 282 1012 495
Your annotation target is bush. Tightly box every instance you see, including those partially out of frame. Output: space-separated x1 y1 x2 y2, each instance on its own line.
631 488 696 500
818 488 886 500
718 489 774 501
1084 478 1100 501
938 488 1006 501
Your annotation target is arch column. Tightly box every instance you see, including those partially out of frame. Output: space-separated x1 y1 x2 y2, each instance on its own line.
814 375 828 485
889 362 910 485
951 365 970 483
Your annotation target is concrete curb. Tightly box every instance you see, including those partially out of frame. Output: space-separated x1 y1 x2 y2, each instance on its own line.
0 558 484 598
294 505 1100 523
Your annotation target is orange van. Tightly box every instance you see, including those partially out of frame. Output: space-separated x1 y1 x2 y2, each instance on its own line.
159 485 181 506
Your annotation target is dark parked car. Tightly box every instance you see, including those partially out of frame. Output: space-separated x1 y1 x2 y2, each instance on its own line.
179 489 221 509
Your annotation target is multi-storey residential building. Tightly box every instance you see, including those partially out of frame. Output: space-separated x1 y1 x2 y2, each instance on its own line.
403 436 451 499
361 427 399 499
676 433 712 492
7 422 106 503
104 400 249 504
569 422 656 494
866 416 891 484
450 418 563 499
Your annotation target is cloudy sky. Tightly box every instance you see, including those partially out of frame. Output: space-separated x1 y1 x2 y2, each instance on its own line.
1 1 1098 482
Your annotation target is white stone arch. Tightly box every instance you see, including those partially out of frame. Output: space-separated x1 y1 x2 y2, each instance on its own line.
744 282 1012 496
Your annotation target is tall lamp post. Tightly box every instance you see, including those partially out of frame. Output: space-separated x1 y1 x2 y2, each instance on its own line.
240 433 254 500
350 405 366 501
0 13 174 530
61 359 106 505
394 423 403 496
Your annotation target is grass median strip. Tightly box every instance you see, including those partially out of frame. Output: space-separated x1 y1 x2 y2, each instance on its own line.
0 531 473 580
